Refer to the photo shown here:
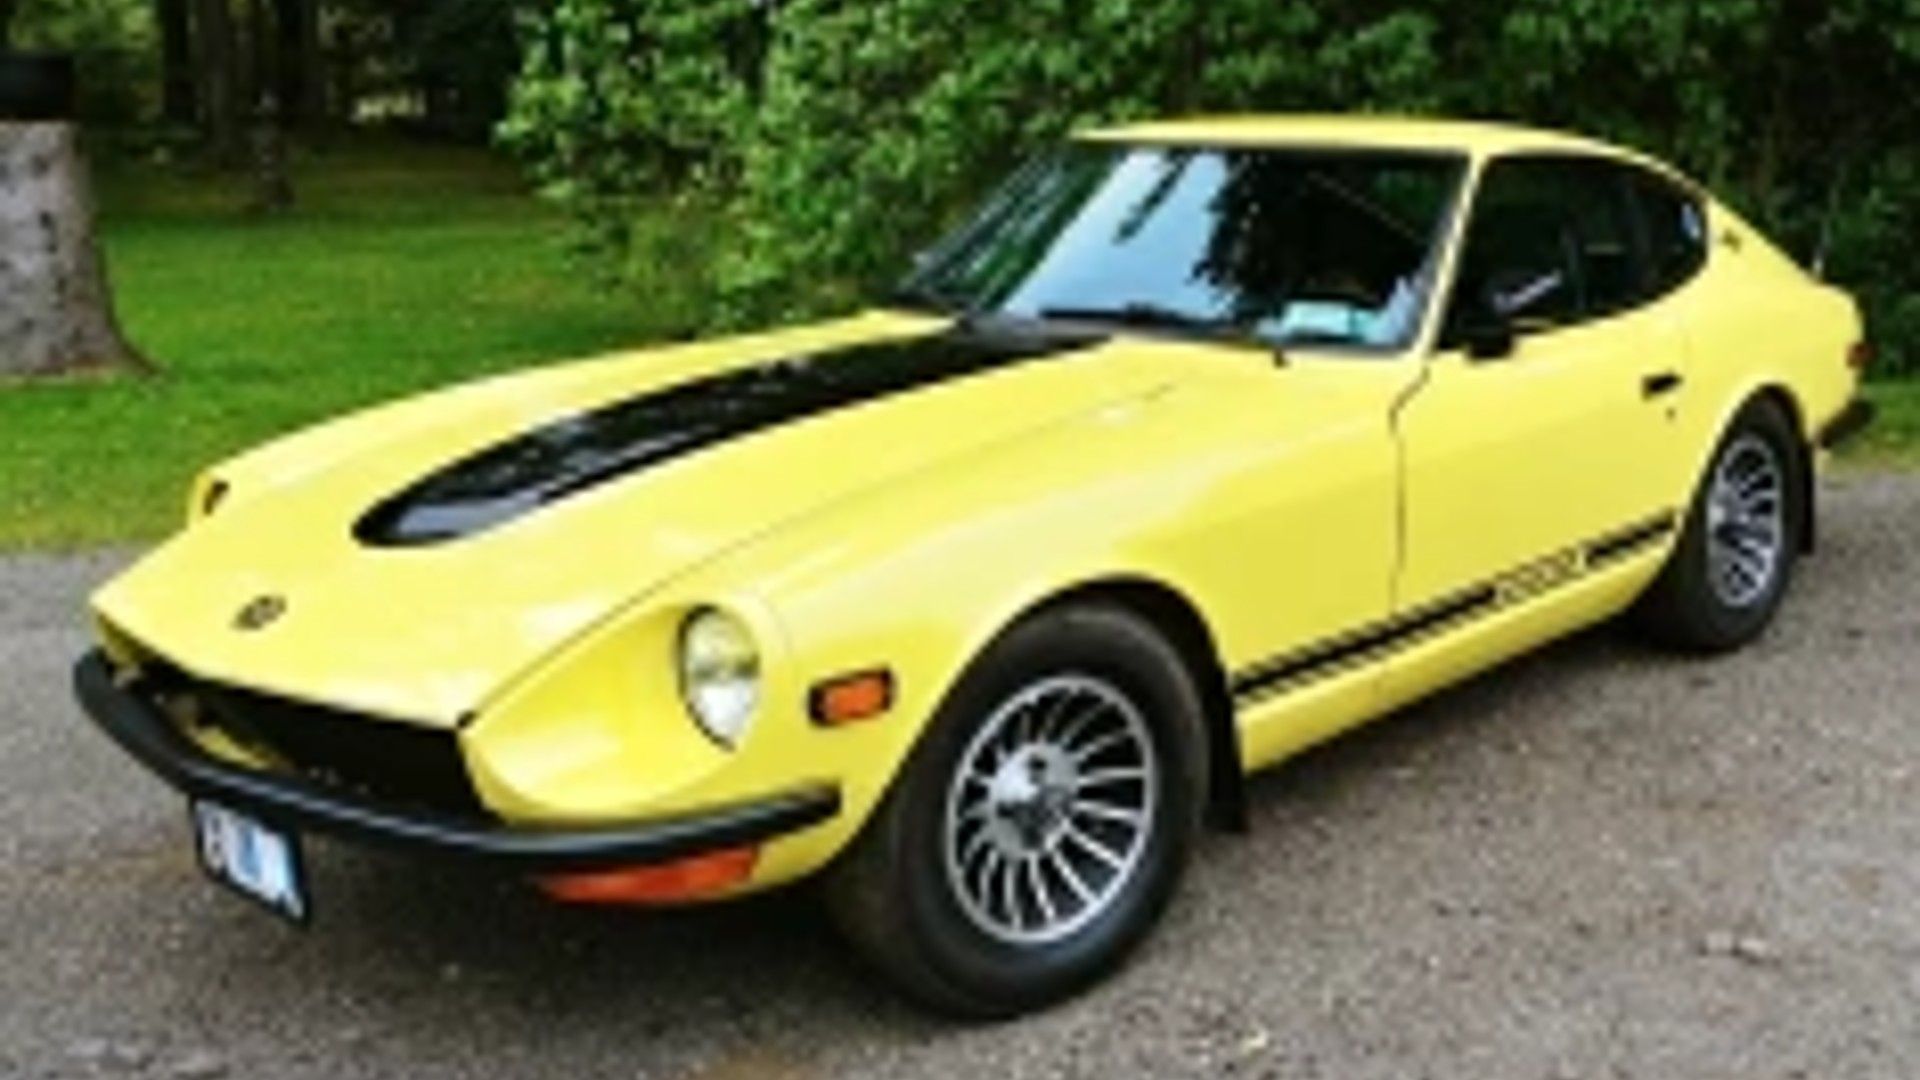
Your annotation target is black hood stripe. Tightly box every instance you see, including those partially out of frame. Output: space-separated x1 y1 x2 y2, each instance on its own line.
355 325 1100 546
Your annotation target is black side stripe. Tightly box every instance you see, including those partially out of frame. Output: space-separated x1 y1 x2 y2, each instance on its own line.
1585 511 1680 568
1231 584 1495 703
1232 510 1679 706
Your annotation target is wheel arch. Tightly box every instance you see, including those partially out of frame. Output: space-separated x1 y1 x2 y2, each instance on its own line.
1745 382 1816 554
1694 379 1815 556
1012 576 1247 832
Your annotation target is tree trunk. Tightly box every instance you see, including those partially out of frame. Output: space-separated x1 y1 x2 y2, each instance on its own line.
157 0 196 125
331 22 356 126
0 122 145 376
272 0 321 127
194 0 241 163
245 0 270 110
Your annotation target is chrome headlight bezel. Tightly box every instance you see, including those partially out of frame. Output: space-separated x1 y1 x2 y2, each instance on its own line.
676 607 761 747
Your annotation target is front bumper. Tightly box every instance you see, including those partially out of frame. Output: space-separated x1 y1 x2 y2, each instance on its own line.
72 650 840 873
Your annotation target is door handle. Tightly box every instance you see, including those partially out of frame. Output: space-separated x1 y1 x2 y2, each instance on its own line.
1642 371 1683 399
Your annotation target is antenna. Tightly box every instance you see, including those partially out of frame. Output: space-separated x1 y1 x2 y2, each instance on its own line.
1810 160 1849 280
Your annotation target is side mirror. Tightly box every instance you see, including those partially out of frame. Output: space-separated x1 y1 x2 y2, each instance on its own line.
1462 317 1516 361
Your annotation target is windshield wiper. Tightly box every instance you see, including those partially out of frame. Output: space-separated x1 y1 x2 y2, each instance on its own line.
887 280 965 316
1037 303 1277 351
1038 302 1214 328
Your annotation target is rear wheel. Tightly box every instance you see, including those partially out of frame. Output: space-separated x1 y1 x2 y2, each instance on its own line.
1634 397 1805 651
823 603 1206 1016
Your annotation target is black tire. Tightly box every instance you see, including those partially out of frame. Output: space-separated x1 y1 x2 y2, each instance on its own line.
823 602 1207 1017
1633 396 1806 651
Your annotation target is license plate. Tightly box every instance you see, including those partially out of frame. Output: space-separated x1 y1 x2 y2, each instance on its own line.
190 800 309 923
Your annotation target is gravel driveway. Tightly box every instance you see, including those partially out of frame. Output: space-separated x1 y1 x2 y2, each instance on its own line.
4 472 1917 1080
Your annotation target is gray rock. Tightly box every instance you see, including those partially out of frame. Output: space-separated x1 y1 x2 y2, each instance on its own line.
1732 936 1778 965
63 1038 109 1064
168 1050 228 1080
1701 930 1738 956
101 1041 152 1071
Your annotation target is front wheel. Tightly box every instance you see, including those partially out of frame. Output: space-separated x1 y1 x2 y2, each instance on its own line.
823 603 1207 1016
1633 397 1805 651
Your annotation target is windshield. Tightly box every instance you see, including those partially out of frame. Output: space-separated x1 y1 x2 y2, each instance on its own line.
898 143 1466 351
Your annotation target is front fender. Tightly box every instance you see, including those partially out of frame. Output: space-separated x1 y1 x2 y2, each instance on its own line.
660 402 1232 888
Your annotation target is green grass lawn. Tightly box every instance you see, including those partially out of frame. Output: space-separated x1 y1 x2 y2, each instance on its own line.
0 141 1915 549
1855 380 1920 465
0 141 704 548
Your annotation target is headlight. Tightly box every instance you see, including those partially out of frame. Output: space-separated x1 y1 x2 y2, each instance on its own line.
677 608 760 747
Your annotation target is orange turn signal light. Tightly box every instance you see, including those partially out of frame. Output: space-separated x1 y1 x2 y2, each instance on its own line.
539 845 758 906
809 668 895 726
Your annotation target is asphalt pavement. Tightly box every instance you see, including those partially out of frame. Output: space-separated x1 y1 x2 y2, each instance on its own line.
3 472 1917 1080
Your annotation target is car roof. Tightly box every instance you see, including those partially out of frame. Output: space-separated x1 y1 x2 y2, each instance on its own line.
1080 114 1662 168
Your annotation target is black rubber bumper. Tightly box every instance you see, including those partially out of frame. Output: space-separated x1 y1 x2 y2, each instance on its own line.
72 651 840 873
1818 398 1876 450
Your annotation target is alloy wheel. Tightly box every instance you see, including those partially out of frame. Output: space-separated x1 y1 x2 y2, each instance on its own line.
1704 433 1786 609
942 674 1159 945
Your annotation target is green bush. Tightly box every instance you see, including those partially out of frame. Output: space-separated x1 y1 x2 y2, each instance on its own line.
504 0 1920 372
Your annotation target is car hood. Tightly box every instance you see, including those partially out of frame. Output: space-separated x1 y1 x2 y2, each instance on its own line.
92 312 1189 725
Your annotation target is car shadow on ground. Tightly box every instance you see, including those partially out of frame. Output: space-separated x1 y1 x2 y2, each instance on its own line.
24 476 1896 1077
236 618 1668 1044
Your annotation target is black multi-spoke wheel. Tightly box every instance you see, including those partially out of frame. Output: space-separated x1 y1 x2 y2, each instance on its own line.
1635 396 1805 651
824 603 1206 1017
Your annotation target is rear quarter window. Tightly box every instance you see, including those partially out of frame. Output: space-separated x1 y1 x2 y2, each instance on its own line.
1628 168 1708 300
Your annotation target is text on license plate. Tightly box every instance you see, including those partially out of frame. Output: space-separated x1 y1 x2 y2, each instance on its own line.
191 800 307 922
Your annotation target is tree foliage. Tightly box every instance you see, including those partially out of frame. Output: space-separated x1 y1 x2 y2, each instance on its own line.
10 0 522 144
12 0 157 124
507 0 1920 367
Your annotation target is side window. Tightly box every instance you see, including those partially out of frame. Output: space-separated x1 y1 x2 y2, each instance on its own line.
1442 159 1580 344
1442 157 1654 347
1627 168 1707 300
1561 163 1640 317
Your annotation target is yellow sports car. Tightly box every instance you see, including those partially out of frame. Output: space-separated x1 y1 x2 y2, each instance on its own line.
76 116 1872 1015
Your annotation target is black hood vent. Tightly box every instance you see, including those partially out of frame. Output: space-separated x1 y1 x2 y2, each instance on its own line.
354 324 1099 547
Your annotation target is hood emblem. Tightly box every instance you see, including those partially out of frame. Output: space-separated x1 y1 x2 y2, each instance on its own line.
233 594 287 632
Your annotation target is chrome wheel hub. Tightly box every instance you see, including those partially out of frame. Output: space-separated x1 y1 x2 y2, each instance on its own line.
1705 433 1785 610
944 674 1158 945
982 743 1079 855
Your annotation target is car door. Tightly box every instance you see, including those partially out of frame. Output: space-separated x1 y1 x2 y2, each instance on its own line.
1383 154 1693 704
1151 150 1465 771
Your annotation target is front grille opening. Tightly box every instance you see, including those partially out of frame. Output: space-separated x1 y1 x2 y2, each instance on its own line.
143 662 489 820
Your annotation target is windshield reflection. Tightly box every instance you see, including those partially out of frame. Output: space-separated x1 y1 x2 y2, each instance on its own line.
900 144 1465 352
